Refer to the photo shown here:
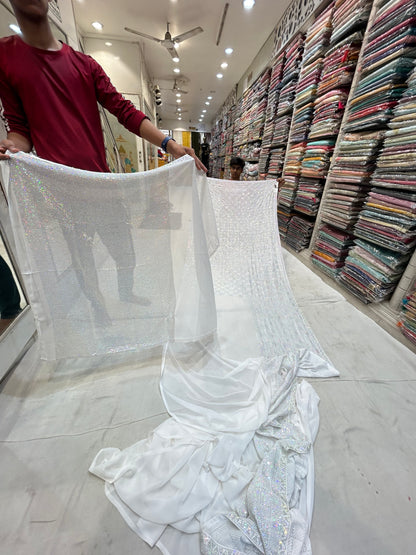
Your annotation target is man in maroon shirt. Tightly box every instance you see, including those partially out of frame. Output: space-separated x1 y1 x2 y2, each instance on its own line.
0 0 206 322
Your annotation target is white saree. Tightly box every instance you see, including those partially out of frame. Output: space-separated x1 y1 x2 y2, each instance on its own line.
4 153 338 554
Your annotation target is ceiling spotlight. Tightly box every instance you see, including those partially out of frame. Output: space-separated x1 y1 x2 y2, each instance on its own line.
173 68 180 73
207 96 213 100
176 93 181 97
172 56 180 63
221 62 228 69
105 41 112 46
91 21 103 30
216 73 223 79
225 47 233 55
242 0 255 8
177 107 182 111
199 119 202 122
174 42 180 48
202 109 207 113
178 117 182 120
205 101 210 105
9 24 21 34
176 99 181 103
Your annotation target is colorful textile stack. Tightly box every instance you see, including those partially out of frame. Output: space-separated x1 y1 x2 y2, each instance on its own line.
344 0 416 134
290 4 334 143
329 0 372 45
339 239 411 303
311 224 354 278
372 65 416 192
354 189 416 254
398 279 416 344
294 177 325 216
301 139 336 178
259 52 286 176
272 34 304 150
267 147 286 177
285 215 315 251
321 131 384 230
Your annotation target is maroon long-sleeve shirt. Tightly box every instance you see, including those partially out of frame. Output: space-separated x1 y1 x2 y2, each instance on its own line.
0 35 148 171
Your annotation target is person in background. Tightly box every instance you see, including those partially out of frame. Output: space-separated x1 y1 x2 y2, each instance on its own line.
0 0 206 323
229 157 245 181
0 254 22 320
200 136 210 174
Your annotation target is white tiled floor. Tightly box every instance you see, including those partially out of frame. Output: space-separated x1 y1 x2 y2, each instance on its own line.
0 249 415 554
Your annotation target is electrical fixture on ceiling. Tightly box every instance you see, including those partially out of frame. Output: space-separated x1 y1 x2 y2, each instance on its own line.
161 80 188 95
125 22 203 61
242 0 255 9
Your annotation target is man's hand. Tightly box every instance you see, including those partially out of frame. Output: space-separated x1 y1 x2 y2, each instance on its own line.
0 133 32 161
167 141 208 173
0 139 19 161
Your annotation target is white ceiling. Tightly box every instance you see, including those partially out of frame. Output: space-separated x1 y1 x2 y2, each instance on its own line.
72 0 292 126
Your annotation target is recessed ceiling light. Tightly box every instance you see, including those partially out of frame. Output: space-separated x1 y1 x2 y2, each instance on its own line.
242 0 255 9
221 62 228 69
176 99 181 103
105 41 112 46
207 96 213 100
176 93 181 97
178 117 182 120
9 24 21 34
92 21 103 30
199 119 202 122
177 107 182 111
172 56 180 63
205 101 210 105
174 42 179 48
202 110 207 113
225 47 233 55
216 73 223 79
173 68 180 73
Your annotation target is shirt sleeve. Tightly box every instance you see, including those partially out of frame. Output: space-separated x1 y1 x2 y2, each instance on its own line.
89 56 149 136
0 66 31 141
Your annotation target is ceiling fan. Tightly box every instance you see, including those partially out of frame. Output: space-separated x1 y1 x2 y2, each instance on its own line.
161 79 188 95
125 22 203 60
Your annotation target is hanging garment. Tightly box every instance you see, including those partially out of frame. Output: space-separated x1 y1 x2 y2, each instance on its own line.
3 153 338 555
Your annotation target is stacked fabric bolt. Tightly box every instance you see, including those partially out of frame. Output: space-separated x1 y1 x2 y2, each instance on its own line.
321 184 370 230
289 5 333 143
267 147 286 177
309 89 349 138
339 239 411 302
301 139 336 178
262 119 275 147
272 115 292 145
344 0 416 134
330 0 372 45
258 147 271 177
277 207 292 239
321 131 384 230
294 177 325 216
311 224 354 278
398 279 416 344
354 189 416 254
372 66 416 191
285 215 315 251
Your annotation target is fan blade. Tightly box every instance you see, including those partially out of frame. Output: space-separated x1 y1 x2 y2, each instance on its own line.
173 26 203 43
166 45 180 60
124 27 162 43
176 88 188 94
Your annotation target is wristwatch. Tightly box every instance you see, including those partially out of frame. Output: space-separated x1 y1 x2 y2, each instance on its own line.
161 136 175 152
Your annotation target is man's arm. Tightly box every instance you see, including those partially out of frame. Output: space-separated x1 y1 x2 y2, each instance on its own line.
0 132 32 160
138 118 207 172
90 57 207 172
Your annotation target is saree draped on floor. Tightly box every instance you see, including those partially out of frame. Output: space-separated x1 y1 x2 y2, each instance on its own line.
3 153 338 554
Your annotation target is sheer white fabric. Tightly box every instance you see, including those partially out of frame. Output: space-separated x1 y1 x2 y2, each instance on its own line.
3 153 339 555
